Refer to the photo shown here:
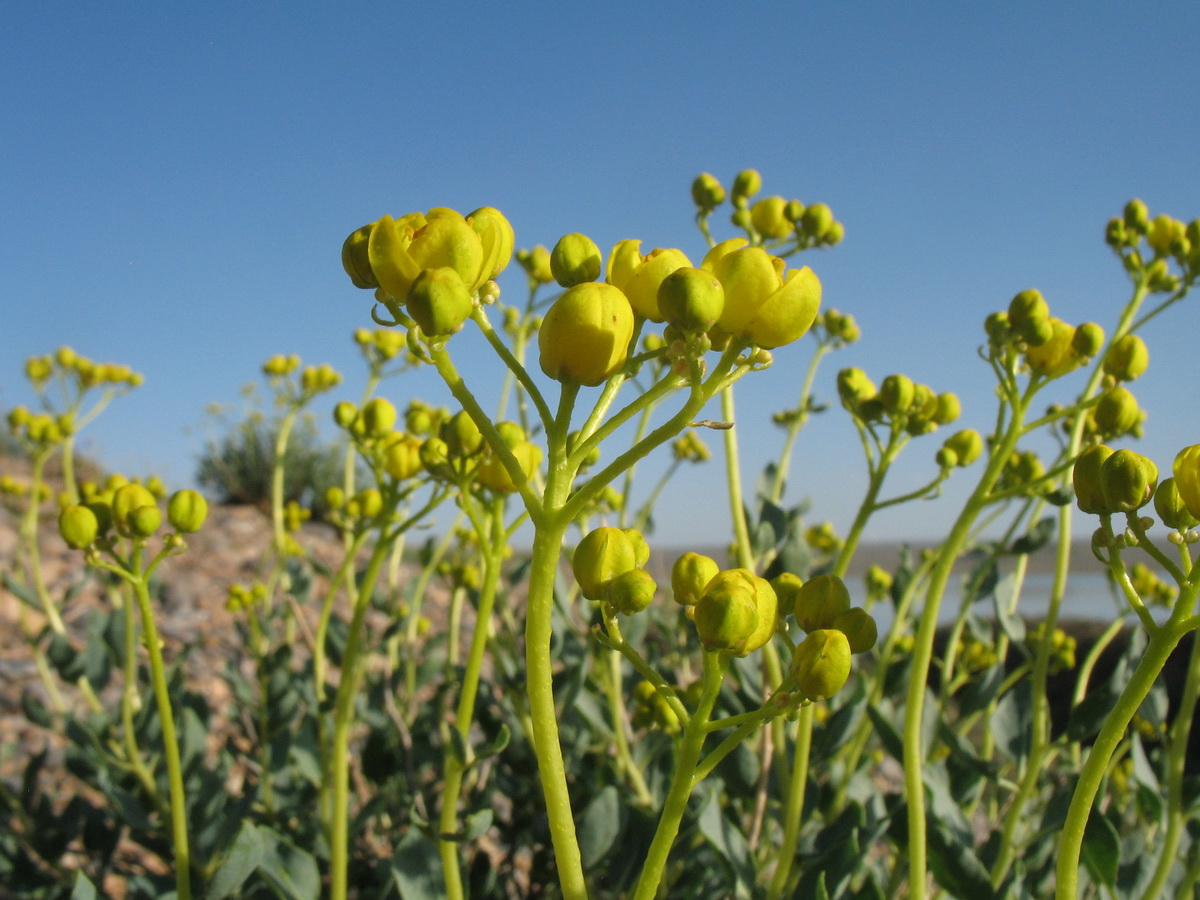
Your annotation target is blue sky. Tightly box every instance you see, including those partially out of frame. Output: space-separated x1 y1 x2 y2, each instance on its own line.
3 3 1199 546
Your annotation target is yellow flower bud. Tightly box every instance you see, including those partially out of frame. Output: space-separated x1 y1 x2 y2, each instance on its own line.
792 629 852 700
167 490 208 533
606 240 691 321
1092 387 1140 437
342 223 378 289
879 374 915 417
1024 318 1080 378
360 398 398 437
793 574 850 633
832 608 878 654
1100 448 1158 513
1102 334 1149 382
671 552 720 606
1153 478 1200 530
731 169 762 202
942 430 983 467
1124 199 1149 234
1072 322 1105 357
932 393 961 426
1074 445 1115 514
740 572 779 656
750 196 792 239
691 173 726 211
656 267 725 333
865 565 893 598
1008 289 1051 346
353 488 383 519
550 233 602 288
112 483 158 538
440 410 484 458
572 527 638 601
407 266 473 336
836 367 876 409
1171 444 1200 521
477 440 543 493
333 401 358 429
384 434 424 481
607 569 657 615
369 209 488 304
467 206 515 285
702 240 821 349
59 505 99 549
693 571 758 654
538 282 635 386
622 528 650 568
799 203 834 241
1147 215 1183 256
129 504 162 538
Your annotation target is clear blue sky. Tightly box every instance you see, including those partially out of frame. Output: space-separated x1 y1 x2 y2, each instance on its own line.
3 3 1199 545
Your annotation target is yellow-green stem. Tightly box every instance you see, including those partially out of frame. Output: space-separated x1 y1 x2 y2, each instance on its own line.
766 703 815 900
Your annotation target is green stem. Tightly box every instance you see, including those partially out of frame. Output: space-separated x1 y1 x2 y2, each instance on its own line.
131 558 191 900
630 652 728 900
766 703 815 900
903 406 1023 899
1055 611 1195 899
328 539 394 900
439 501 507 900
721 388 755 571
1139 614 1200 899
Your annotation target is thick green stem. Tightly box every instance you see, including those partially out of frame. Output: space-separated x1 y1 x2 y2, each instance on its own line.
766 703 815 900
132 565 191 900
630 652 727 900
903 412 1021 899
328 541 392 900
1140 613 1200 900
1055 615 1195 898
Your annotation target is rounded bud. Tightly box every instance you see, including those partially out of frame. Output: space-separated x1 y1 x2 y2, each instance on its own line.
383 434 423 481
406 267 473 336
360 398 398 436
1154 478 1200 530
731 169 762 202
932 393 961 426
1072 322 1105 357
1102 334 1149 382
693 572 758 654
538 282 635 386
1092 387 1140 437
440 410 484 458
606 241 692 321
333 401 359 429
750 196 792 239
799 203 834 240
342 223 379 289
836 367 877 409
792 629 852 700
1171 444 1200 522
129 504 162 538
1073 444 1115 514
167 490 208 533
622 528 651 568
419 436 453 479
691 173 726 211
1100 448 1158 513
942 429 984 467
832 608 878 654
112 483 158 538
879 374 915 416
354 488 384 519
657 267 725 333
793 574 851 634
550 233 602 288
1008 289 1051 346
984 311 1010 343
607 569 658 615
1124 199 1149 235
671 552 720 606
59 505 99 549
740 572 779 656
572 527 638 601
